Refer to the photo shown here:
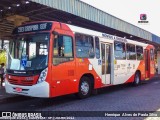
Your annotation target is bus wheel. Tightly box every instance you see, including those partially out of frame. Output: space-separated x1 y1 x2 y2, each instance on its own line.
133 72 140 86
77 76 92 99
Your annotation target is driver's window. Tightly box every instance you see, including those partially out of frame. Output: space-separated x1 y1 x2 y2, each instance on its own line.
53 35 73 65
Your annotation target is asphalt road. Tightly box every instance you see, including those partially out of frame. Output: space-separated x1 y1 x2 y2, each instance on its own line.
0 78 160 120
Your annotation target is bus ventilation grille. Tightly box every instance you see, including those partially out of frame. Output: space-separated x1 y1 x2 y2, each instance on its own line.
8 79 35 86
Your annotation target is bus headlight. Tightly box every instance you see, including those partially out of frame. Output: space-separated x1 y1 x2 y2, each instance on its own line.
37 68 48 84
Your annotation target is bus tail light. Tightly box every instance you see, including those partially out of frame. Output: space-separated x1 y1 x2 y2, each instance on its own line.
37 68 48 84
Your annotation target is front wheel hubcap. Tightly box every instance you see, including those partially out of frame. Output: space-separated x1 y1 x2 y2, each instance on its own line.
81 81 89 95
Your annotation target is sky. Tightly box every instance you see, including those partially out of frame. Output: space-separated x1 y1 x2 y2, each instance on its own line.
81 0 160 37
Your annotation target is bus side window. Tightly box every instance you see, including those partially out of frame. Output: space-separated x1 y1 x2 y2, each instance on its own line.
114 41 126 59
126 44 136 60
95 37 100 59
53 35 73 65
75 33 94 58
136 46 143 60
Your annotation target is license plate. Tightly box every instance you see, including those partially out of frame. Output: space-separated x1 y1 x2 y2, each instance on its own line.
15 87 22 92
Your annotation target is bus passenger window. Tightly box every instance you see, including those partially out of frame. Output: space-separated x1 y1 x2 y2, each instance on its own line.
126 44 136 60
53 35 73 65
75 33 94 58
114 41 126 59
95 37 100 59
136 46 143 60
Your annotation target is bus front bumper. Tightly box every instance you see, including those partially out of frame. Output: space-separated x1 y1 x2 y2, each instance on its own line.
5 80 49 98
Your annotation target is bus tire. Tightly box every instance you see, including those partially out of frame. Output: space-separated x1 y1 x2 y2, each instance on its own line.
133 72 140 86
77 76 92 99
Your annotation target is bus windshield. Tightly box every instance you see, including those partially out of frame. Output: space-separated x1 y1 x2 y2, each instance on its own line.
7 33 50 71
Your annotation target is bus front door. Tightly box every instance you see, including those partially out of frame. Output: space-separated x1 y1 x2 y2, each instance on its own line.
101 43 111 85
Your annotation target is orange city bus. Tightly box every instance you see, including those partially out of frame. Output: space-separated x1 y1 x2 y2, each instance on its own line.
5 21 155 98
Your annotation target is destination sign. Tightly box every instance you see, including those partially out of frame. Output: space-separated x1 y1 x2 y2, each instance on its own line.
102 33 127 42
12 22 52 34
